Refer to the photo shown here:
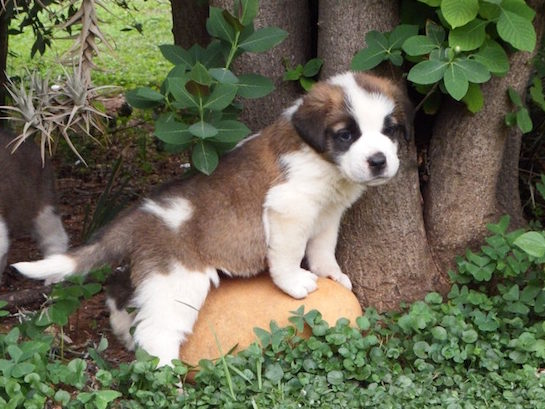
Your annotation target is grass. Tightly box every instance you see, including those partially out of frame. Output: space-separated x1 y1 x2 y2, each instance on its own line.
7 0 174 88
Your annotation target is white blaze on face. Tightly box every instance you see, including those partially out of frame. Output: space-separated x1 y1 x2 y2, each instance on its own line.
328 73 400 184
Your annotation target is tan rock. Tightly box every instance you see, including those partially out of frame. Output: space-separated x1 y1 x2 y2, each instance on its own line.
179 274 363 367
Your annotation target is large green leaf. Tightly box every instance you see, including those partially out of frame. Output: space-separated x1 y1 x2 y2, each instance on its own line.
153 115 193 145
209 68 239 84
497 10 536 51
236 74 274 98
462 83 484 113
159 44 193 66
189 62 212 86
407 60 448 84
351 45 388 71
388 24 419 49
206 7 236 43
454 59 491 83
165 77 199 108
402 35 438 56
303 58 323 77
449 19 487 51
239 0 259 25
426 20 445 45
125 87 164 109
441 0 479 28
203 84 237 111
472 40 509 76
513 232 545 258
443 64 468 100
192 142 219 175
189 121 218 139
238 27 288 52
212 120 251 143
502 0 536 21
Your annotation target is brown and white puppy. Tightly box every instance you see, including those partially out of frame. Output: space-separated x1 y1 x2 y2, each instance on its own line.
0 129 68 280
13 72 411 366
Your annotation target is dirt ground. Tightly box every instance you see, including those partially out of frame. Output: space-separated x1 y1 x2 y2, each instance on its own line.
0 117 186 364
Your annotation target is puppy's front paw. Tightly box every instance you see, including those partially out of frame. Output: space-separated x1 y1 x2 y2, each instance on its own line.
272 268 318 299
310 263 352 290
331 272 352 290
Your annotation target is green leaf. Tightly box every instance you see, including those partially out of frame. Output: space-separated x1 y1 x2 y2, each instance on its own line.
413 341 430 358
516 108 533 133
503 284 520 301
189 121 218 139
366 30 389 50
448 19 487 51
154 115 193 145
300 77 316 91
11 363 35 378
125 87 164 109
497 9 536 51
356 316 371 331
431 326 448 341
265 362 284 382
212 120 250 143
462 329 478 343
472 40 509 76
530 77 545 111
204 84 237 111
206 7 236 43
327 370 344 385
502 0 536 21
388 24 419 49
189 63 212 86
513 231 545 257
454 59 491 83
441 0 479 28
302 58 323 77
192 142 219 175
166 77 199 108
209 68 239 84
239 0 259 25
444 64 468 100
158 44 193 66
239 27 288 52
351 45 388 71
462 83 484 113
236 74 274 98
508 87 523 107
426 20 446 45
407 60 448 85
402 35 439 56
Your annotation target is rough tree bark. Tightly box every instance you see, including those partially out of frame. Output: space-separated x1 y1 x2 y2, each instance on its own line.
319 0 448 311
170 0 209 48
425 0 545 272
211 0 311 130
0 6 9 118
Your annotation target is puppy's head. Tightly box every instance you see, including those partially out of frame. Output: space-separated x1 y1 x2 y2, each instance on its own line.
290 71 412 186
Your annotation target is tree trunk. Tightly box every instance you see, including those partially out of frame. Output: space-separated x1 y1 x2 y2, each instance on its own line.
211 0 311 131
170 0 209 48
0 6 9 124
424 1 545 272
318 0 448 311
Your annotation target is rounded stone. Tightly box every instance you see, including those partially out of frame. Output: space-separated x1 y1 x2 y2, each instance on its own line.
179 274 363 367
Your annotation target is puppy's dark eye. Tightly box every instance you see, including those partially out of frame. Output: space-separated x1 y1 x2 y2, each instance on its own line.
335 129 353 142
383 124 402 138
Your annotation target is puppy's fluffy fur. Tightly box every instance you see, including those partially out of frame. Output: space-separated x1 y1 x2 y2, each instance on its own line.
13 72 411 365
0 130 68 280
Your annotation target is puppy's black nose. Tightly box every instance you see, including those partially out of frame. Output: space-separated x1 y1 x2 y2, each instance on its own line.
367 152 387 171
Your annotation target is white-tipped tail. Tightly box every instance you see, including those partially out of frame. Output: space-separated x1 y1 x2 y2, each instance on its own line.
12 254 77 285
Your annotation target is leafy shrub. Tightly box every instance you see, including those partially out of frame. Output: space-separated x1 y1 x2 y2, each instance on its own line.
351 0 537 120
4 217 545 407
125 0 287 175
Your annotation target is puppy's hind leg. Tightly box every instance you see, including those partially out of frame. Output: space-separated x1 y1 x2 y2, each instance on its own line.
33 205 69 256
0 215 9 277
131 263 219 367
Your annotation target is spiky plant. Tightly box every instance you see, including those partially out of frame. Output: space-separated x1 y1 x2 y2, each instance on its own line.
1 68 113 164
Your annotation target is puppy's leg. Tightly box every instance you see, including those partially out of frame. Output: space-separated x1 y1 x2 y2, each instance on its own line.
106 296 136 351
0 215 9 277
265 209 318 299
131 263 219 367
306 206 352 290
33 205 69 256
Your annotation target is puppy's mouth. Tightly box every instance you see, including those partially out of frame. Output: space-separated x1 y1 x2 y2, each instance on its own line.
364 175 393 186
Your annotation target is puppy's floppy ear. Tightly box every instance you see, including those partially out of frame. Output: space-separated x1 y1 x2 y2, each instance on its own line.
394 82 414 142
291 83 341 153
291 96 327 153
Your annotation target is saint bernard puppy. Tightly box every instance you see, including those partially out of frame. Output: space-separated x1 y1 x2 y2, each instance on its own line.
13 71 411 366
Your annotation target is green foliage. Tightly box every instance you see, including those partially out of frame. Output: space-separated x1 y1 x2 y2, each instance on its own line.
126 0 287 175
506 87 533 133
351 0 536 114
283 58 323 91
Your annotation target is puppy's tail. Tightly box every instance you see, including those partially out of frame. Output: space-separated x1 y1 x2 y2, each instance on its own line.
12 214 132 284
